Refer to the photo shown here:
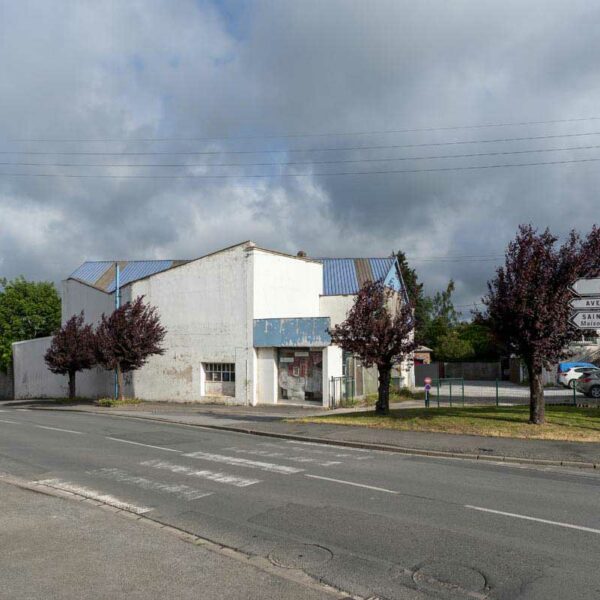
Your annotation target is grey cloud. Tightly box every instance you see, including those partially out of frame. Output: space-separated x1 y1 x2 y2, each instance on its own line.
1 0 599 311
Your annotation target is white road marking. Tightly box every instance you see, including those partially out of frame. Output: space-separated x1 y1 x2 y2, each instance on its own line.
286 440 374 456
141 459 261 487
92 468 212 501
16 408 30 411
35 425 83 435
106 437 182 453
305 474 398 494
223 446 341 467
184 451 303 474
0 419 20 424
36 478 152 514
465 505 600 535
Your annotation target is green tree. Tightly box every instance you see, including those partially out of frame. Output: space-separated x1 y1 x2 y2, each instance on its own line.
434 330 475 361
395 251 428 345
421 280 459 351
456 320 499 360
0 277 61 373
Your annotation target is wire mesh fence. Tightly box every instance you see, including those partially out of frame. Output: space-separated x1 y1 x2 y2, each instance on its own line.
425 378 599 408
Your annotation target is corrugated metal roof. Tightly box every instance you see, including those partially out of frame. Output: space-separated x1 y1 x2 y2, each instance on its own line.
318 257 398 296
69 254 400 297
69 260 187 292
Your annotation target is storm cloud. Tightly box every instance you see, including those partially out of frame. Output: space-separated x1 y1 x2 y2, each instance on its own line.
1 0 599 311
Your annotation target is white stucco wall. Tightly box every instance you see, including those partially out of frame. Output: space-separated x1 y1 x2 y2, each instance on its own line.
319 294 355 327
61 279 114 326
13 336 112 399
322 345 344 406
253 250 322 319
256 347 277 404
128 244 252 403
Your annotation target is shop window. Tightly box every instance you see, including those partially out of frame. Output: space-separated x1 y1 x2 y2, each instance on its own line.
204 363 236 383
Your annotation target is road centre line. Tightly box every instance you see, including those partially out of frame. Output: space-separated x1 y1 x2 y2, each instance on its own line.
304 474 399 494
36 425 83 435
0 419 21 424
106 437 183 453
465 505 600 535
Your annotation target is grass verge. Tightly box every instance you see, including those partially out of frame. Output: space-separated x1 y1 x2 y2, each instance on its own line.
291 405 600 442
96 397 144 408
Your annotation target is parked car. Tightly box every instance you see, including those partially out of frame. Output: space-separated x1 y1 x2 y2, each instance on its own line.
558 365 600 388
575 371 600 399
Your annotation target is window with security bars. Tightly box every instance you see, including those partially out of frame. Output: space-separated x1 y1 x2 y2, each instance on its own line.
204 363 235 382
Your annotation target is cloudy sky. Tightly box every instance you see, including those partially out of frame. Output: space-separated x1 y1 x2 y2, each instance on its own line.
1 0 600 312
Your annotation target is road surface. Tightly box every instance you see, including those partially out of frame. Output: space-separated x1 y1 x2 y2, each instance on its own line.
0 407 599 599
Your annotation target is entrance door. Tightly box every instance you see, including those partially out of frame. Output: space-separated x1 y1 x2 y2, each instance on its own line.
278 349 323 402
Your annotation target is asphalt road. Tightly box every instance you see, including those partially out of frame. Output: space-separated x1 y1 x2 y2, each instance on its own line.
0 407 599 599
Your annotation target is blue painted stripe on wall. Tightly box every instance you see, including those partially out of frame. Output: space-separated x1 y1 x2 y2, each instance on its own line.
253 317 331 348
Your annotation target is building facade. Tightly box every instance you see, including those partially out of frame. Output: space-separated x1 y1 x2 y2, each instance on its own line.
13 241 413 405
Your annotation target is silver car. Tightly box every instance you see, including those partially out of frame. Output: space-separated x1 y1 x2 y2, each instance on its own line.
575 371 600 399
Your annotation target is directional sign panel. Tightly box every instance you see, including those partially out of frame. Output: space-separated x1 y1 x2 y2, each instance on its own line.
571 311 600 329
571 296 600 310
571 278 600 297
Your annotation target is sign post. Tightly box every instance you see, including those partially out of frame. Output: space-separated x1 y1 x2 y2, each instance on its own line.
424 376 432 408
570 279 600 330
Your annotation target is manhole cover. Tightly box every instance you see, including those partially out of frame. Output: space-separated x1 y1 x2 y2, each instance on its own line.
268 543 333 569
413 562 487 597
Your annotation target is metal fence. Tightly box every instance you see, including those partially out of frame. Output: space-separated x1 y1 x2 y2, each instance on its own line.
329 376 356 408
424 378 599 408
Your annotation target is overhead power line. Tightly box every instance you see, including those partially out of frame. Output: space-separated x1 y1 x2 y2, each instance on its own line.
2 130 600 157
8 116 600 143
2 143 600 169
2 156 600 179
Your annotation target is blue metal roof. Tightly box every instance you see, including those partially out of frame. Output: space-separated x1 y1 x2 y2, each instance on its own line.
318 257 399 296
69 260 186 292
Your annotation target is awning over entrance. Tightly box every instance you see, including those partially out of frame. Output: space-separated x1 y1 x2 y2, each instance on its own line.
253 317 331 348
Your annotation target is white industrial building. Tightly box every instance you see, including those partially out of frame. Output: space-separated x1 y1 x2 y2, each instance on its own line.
13 241 413 405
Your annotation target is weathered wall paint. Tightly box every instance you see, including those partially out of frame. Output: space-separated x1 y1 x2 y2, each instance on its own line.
253 317 331 348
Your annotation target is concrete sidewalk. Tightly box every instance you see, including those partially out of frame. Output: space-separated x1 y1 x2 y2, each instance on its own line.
0 478 343 600
10 399 600 468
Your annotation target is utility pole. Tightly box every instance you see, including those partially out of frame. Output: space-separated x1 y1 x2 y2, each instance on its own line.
114 262 120 400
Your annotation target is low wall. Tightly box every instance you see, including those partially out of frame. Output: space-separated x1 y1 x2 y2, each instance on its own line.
0 370 13 399
12 337 112 399
443 361 501 381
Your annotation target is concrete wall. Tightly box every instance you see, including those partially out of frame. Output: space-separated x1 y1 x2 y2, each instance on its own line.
61 279 114 325
256 347 278 404
322 345 343 406
128 244 252 403
253 250 322 319
12 337 112 399
319 295 355 327
0 369 14 399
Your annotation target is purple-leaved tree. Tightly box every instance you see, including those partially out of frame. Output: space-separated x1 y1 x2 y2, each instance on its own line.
95 297 166 400
44 312 96 399
483 224 600 424
330 280 416 415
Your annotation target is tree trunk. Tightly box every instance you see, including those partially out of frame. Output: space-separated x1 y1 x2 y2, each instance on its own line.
117 365 125 401
376 364 392 415
525 359 545 425
68 370 76 399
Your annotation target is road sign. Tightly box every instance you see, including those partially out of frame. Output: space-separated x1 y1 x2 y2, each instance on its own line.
571 311 600 329
424 376 432 385
570 278 600 297
571 296 600 310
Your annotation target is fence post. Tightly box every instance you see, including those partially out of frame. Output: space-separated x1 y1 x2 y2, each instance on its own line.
573 383 577 407
495 379 499 407
436 380 440 408
462 379 465 406
449 380 453 407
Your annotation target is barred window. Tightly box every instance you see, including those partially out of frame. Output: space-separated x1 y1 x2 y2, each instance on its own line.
204 363 235 382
